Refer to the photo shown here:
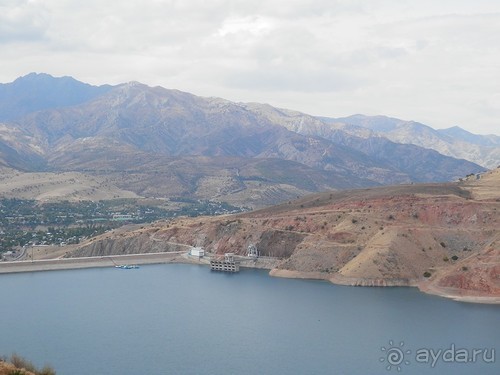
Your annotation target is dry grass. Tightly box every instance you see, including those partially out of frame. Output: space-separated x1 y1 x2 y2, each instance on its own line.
0 170 138 201
463 168 500 200
0 354 55 375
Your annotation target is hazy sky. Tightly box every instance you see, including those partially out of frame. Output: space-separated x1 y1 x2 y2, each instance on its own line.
1 0 499 135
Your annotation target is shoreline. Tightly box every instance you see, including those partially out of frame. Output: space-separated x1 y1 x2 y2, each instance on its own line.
1 254 499 305
418 282 500 304
271 268 500 305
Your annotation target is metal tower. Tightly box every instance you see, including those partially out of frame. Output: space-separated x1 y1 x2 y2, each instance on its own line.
247 244 259 258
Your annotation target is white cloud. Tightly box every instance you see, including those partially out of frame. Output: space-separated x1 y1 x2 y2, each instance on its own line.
0 0 50 43
0 0 499 134
216 16 273 37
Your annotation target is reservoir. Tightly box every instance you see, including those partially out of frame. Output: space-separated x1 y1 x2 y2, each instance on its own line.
0 264 499 374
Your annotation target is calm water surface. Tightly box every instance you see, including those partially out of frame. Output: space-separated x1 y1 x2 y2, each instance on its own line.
0 264 499 375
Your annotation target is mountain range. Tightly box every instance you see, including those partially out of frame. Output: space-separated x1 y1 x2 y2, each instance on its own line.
324 114 500 169
0 73 492 207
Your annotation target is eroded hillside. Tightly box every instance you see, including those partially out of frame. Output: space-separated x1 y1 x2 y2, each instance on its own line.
66 169 500 302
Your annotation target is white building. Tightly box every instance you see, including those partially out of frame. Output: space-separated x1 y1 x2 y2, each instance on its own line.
190 247 205 258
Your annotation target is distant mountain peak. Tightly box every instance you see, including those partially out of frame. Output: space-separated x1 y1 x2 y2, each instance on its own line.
437 125 500 148
328 114 499 168
17 72 54 79
0 73 114 121
439 125 473 135
15 72 51 79
121 81 145 88
12 72 76 85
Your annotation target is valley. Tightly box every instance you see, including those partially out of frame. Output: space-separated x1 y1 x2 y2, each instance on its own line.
0 73 498 304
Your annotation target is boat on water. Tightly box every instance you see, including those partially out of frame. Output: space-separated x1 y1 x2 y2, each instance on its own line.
115 265 140 269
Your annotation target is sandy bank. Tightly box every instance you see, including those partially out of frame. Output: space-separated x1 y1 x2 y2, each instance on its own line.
270 268 417 286
271 268 500 304
419 283 500 304
269 268 330 281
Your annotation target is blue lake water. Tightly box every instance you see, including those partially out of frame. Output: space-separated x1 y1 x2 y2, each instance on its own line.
0 264 499 375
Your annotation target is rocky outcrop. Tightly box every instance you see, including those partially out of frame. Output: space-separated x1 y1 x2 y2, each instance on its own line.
67 231 188 258
68 218 307 259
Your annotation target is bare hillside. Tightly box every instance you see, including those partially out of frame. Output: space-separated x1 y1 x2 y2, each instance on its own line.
0 170 139 201
65 169 499 302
